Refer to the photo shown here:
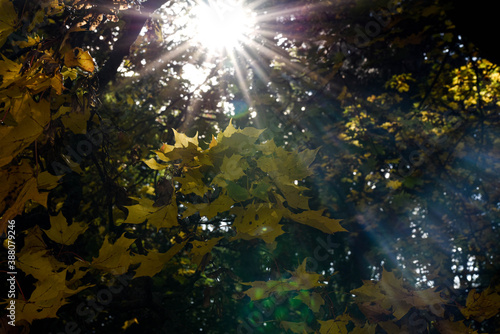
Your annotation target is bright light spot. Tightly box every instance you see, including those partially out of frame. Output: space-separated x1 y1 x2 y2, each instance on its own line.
192 0 254 53
182 63 212 91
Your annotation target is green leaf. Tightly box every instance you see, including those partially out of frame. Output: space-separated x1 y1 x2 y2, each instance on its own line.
226 180 250 202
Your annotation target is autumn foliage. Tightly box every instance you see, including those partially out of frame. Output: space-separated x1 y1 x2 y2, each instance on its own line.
1 0 500 333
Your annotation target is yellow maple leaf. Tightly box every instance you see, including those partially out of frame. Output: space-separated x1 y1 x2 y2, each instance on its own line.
0 0 18 48
230 203 285 244
460 286 500 322
287 259 326 290
91 234 135 275
387 179 402 190
189 237 223 267
18 249 65 281
0 55 22 88
43 212 88 245
123 197 178 231
243 259 325 300
0 95 50 168
280 321 312 333
241 279 293 300
318 319 348 334
293 291 325 313
0 161 50 232
64 47 95 72
15 269 92 324
181 194 235 220
220 154 245 180
287 209 346 234
132 239 188 278
143 157 169 170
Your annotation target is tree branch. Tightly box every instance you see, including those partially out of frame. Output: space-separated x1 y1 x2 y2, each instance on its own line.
97 0 169 91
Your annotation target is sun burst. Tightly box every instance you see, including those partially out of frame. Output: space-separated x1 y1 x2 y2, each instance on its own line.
192 0 255 54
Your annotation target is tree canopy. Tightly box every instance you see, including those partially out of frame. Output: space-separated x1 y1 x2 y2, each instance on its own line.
1 0 499 333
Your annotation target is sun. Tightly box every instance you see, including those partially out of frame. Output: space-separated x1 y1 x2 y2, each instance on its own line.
192 0 255 53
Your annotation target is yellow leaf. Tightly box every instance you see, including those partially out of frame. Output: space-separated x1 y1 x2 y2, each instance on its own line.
287 259 326 290
43 212 88 245
0 94 50 167
241 279 293 300
122 318 139 330
287 209 346 234
15 269 92 324
460 286 500 322
143 157 169 170
189 237 223 267
220 154 245 180
132 239 188 278
0 0 18 48
293 291 325 313
175 169 211 196
387 179 402 190
0 161 50 232
230 203 285 244
61 105 91 134
243 259 325 300
209 134 218 149
64 47 95 72
280 321 312 333
123 197 178 231
181 194 235 220
318 319 349 334
18 249 65 281
170 128 199 148
0 55 22 88
91 234 136 275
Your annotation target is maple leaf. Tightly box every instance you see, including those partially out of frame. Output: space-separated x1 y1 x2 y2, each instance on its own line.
43 212 88 245
132 239 188 278
230 203 285 244
0 0 18 48
241 279 293 300
219 154 245 180
189 237 223 268
434 320 479 334
0 161 50 232
124 197 178 231
0 55 22 88
287 259 326 290
318 318 348 334
175 169 211 196
242 259 325 300
293 291 325 313
0 95 50 168
287 209 347 234
18 250 65 281
91 234 136 275
143 157 169 170
460 286 500 322
351 268 446 321
64 47 95 72
181 194 235 219
60 104 91 134
21 226 47 253
386 179 402 190
15 269 92 324
280 321 312 333
225 180 251 202
213 120 265 155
